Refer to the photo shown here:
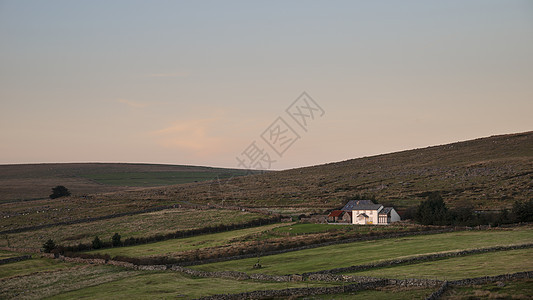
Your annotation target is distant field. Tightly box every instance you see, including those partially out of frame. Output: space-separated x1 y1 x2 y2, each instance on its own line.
82 170 248 186
1 208 265 249
0 163 254 204
89 222 288 258
193 227 533 275
348 248 533 280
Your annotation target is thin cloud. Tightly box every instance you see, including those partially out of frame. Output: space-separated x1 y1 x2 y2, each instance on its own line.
152 118 224 155
117 99 148 108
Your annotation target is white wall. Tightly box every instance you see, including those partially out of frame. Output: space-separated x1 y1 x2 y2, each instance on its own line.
390 208 401 223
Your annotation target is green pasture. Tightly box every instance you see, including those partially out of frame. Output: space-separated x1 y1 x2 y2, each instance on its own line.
303 286 434 299
0 257 78 279
89 222 288 258
348 248 533 280
46 271 338 300
193 228 533 275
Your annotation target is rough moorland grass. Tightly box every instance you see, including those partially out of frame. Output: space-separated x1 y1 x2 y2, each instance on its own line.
0 257 78 279
301 286 434 299
82 170 247 186
442 278 533 300
46 271 339 300
348 248 533 280
193 228 533 275
89 223 289 258
1 264 138 300
1 208 264 249
0 249 21 259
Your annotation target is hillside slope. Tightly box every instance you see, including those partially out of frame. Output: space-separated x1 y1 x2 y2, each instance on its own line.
104 131 533 211
0 163 250 204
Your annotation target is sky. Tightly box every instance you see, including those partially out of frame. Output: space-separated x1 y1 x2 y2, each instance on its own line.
1 0 532 170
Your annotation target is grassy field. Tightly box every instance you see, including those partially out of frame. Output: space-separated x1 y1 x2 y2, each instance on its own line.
45 271 338 300
301 286 435 300
0 264 140 300
0 250 21 259
347 248 533 280
442 279 533 299
193 227 533 275
1 208 265 249
89 222 289 258
0 257 78 279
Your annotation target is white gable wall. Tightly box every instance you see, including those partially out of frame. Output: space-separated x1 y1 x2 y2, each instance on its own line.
390 208 401 223
351 206 383 225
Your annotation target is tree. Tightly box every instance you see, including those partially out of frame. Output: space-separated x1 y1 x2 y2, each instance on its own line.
512 199 533 222
43 239 56 253
415 192 449 225
112 233 121 247
49 185 71 199
92 236 103 249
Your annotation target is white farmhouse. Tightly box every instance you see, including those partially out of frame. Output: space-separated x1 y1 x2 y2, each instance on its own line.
340 200 400 225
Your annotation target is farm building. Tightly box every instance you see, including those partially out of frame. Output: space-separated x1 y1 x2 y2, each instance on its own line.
339 200 400 225
327 210 351 223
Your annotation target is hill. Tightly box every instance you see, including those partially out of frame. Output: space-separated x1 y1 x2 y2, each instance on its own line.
0 163 251 204
102 131 533 212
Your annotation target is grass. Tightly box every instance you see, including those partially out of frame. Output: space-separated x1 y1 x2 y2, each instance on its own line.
0 257 78 279
347 248 533 280
1 208 264 249
442 278 533 299
45 271 339 300
82 171 248 186
89 222 288 258
0 264 139 300
0 249 22 259
300 286 435 299
193 227 533 275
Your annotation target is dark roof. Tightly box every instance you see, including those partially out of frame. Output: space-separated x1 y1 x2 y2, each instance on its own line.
356 213 369 218
379 207 393 215
341 200 382 211
328 210 344 217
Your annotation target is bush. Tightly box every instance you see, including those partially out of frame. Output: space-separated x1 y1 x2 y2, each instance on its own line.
112 233 122 247
415 192 450 225
43 239 56 253
92 236 103 249
512 199 533 222
49 185 71 199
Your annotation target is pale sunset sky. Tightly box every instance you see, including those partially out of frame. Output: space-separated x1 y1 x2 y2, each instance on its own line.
1 1 532 170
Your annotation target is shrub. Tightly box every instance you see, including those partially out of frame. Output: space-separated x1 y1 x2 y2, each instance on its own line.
112 233 122 247
43 239 56 253
92 236 103 249
49 185 71 199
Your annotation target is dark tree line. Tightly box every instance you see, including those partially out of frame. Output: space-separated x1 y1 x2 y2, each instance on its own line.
411 192 533 226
